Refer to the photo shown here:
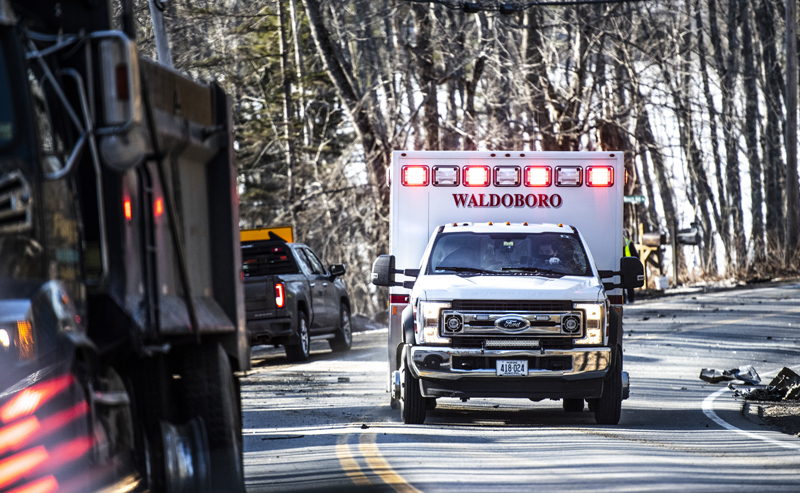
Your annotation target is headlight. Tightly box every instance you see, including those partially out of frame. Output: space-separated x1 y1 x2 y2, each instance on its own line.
0 329 9 347
574 303 604 345
418 302 451 344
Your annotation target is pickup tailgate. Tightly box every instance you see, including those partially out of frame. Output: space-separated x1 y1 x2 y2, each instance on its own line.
241 239 298 319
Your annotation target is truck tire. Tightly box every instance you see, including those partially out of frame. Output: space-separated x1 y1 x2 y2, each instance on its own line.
594 348 622 425
329 304 353 352
400 356 426 424
178 343 245 493
562 398 584 412
285 312 311 361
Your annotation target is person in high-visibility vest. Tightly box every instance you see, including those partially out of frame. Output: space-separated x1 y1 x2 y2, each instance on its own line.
623 230 639 304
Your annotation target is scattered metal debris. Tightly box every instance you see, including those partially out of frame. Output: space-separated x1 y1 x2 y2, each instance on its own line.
727 368 800 402
700 365 761 385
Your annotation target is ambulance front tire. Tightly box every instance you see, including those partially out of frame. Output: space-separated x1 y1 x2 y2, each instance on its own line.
594 348 622 425
400 357 426 424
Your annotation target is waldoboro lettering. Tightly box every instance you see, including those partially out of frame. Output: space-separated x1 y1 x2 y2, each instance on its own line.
452 193 563 208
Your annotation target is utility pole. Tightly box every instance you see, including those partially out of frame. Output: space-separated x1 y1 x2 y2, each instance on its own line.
786 0 799 267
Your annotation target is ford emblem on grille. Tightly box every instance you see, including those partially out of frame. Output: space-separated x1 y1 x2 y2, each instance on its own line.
494 315 531 332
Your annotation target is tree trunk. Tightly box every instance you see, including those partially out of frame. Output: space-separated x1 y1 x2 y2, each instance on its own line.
755 0 786 260
740 0 767 270
412 3 439 150
696 0 732 270
277 0 298 233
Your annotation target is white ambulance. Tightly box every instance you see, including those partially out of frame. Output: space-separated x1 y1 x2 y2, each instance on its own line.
371 151 644 424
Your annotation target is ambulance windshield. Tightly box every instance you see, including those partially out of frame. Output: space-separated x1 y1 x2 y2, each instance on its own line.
427 231 592 277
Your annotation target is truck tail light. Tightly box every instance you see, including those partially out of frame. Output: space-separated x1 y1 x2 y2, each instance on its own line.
555 166 583 187
154 199 163 217
275 283 285 308
493 166 520 187
390 295 410 304
524 166 552 187
98 37 141 126
463 166 490 187
123 199 132 221
401 165 429 186
587 166 614 187
432 166 459 186
16 321 33 361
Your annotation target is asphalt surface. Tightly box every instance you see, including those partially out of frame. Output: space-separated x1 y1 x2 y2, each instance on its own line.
242 283 800 492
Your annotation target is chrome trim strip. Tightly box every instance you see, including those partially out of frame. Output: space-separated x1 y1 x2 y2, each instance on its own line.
409 346 610 380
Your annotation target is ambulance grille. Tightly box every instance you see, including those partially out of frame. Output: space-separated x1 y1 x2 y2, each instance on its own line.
452 300 572 312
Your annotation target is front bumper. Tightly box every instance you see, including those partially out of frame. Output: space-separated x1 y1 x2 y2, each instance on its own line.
407 345 616 400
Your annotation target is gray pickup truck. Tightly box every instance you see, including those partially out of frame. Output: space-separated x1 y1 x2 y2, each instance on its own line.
242 235 352 360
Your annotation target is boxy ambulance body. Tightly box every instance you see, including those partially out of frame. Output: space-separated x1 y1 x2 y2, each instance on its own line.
372 151 643 424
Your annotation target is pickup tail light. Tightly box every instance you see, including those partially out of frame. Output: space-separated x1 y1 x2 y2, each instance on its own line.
275 283 285 308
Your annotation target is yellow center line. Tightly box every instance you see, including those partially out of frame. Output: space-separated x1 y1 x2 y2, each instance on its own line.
359 432 422 493
335 433 372 486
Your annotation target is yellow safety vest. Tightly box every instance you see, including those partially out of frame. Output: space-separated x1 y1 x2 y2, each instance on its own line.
624 238 632 257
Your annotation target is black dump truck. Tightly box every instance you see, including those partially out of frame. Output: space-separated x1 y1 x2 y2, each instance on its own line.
242 232 352 360
0 1 247 491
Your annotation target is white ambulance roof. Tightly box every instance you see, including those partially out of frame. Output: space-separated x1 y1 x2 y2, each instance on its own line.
439 222 574 235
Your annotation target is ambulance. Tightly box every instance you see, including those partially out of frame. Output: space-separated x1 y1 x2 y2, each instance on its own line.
371 151 644 424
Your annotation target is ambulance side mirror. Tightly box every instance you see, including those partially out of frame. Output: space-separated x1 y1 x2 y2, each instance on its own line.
371 255 395 286
371 255 417 288
599 257 645 290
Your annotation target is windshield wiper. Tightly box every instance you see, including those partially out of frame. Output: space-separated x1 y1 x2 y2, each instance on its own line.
435 266 494 274
501 266 563 276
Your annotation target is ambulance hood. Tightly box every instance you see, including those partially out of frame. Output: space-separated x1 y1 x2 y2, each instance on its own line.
412 274 604 303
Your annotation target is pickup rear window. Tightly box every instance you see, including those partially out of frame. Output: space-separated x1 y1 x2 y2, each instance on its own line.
242 241 298 277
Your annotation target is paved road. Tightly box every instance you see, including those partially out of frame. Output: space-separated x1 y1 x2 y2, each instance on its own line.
242 284 800 492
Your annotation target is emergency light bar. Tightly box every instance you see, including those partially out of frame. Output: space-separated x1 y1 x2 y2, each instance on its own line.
401 165 429 186
586 166 614 187
524 166 552 187
398 163 615 188
463 166 490 187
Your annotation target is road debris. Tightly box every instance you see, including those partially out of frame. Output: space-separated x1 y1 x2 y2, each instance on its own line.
700 365 761 385
727 368 800 402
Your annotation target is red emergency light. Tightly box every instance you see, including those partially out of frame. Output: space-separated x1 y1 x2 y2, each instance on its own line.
463 166 490 187
524 166 552 187
586 166 614 187
401 165 429 186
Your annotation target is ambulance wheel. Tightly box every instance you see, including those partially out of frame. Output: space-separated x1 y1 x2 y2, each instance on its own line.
562 398 584 412
594 348 622 425
329 304 352 352
285 312 311 362
400 358 426 424
178 343 245 492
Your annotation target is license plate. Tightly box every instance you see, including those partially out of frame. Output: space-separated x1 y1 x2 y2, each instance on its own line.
496 360 528 376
